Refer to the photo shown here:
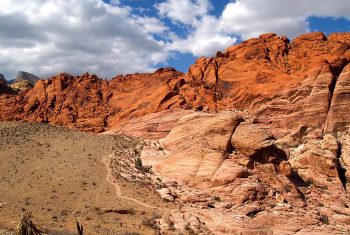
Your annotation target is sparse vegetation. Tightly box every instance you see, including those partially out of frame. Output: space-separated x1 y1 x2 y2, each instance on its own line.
135 158 152 173
15 213 43 235
0 122 172 234
142 212 162 230
320 214 329 225
185 223 196 235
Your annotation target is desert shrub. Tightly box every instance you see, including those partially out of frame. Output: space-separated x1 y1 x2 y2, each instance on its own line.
15 213 43 235
135 158 152 173
320 215 329 225
135 158 143 170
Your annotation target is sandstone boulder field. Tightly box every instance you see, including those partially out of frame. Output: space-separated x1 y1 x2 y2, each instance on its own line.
1 31 350 234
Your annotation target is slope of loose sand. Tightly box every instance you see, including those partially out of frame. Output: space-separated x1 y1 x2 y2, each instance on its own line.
0 122 173 234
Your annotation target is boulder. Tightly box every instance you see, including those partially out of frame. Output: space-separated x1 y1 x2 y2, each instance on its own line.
231 122 275 157
155 111 243 185
289 134 343 190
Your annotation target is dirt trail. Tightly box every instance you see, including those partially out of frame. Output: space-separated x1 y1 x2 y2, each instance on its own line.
102 153 166 211
0 122 172 234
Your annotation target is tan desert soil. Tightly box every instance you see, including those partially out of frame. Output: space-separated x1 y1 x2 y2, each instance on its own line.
0 122 173 234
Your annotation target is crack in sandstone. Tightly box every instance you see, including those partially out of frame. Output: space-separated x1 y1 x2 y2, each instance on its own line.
323 62 349 134
204 117 244 181
336 142 347 191
323 68 341 134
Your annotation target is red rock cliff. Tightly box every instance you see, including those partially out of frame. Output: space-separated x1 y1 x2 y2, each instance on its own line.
0 32 350 135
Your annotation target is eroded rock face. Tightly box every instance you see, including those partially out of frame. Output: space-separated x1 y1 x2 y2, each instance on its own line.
155 111 243 186
6 71 41 92
0 75 15 95
289 134 343 190
0 74 5 83
231 122 275 157
0 69 184 132
325 63 350 134
133 110 350 234
103 109 195 140
9 80 34 92
14 71 40 85
338 132 350 189
1 33 350 135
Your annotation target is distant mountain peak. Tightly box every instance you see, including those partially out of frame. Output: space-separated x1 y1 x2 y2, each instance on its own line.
15 71 40 85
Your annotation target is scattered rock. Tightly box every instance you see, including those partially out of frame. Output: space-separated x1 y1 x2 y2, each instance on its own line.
231 122 275 157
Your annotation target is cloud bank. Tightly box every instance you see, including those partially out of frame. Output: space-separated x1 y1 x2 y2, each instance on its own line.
0 0 349 79
0 0 167 79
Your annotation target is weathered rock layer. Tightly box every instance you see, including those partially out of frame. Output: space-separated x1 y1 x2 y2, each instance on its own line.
1 31 350 233
0 32 349 135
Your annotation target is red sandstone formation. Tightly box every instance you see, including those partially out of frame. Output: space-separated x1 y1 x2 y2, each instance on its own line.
0 68 184 132
1 32 349 136
1 31 350 233
119 109 350 233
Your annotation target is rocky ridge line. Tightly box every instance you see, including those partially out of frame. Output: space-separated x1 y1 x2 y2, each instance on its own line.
0 32 349 136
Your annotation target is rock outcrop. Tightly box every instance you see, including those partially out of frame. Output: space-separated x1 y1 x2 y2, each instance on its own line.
9 80 33 92
0 32 350 233
324 63 350 134
1 32 349 136
0 74 15 95
0 74 4 82
7 71 40 92
104 109 195 140
133 110 350 234
14 71 40 85
0 68 184 132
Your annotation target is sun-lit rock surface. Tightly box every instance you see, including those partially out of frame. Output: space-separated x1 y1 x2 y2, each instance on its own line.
1 32 350 233
132 110 350 234
1 32 350 136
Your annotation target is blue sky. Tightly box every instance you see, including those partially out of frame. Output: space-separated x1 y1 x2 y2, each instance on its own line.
112 0 233 72
0 0 349 79
112 0 350 72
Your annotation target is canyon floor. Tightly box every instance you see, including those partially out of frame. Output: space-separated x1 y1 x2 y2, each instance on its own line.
0 122 173 234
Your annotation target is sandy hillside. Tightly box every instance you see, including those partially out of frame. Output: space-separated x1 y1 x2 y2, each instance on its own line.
0 122 173 234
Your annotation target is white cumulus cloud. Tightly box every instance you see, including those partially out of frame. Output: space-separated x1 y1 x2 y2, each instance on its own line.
156 0 236 57
167 15 236 56
1 0 350 80
218 0 350 39
155 0 211 25
0 0 168 79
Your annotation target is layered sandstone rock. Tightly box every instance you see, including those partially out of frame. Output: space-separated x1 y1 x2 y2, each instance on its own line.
231 122 275 156
130 110 350 234
103 109 195 140
0 32 350 233
0 68 184 132
155 111 243 185
1 32 350 136
325 63 350 134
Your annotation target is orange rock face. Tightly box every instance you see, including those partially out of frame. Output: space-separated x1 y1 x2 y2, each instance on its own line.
0 68 184 132
183 32 350 138
1 32 349 136
1 32 350 234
